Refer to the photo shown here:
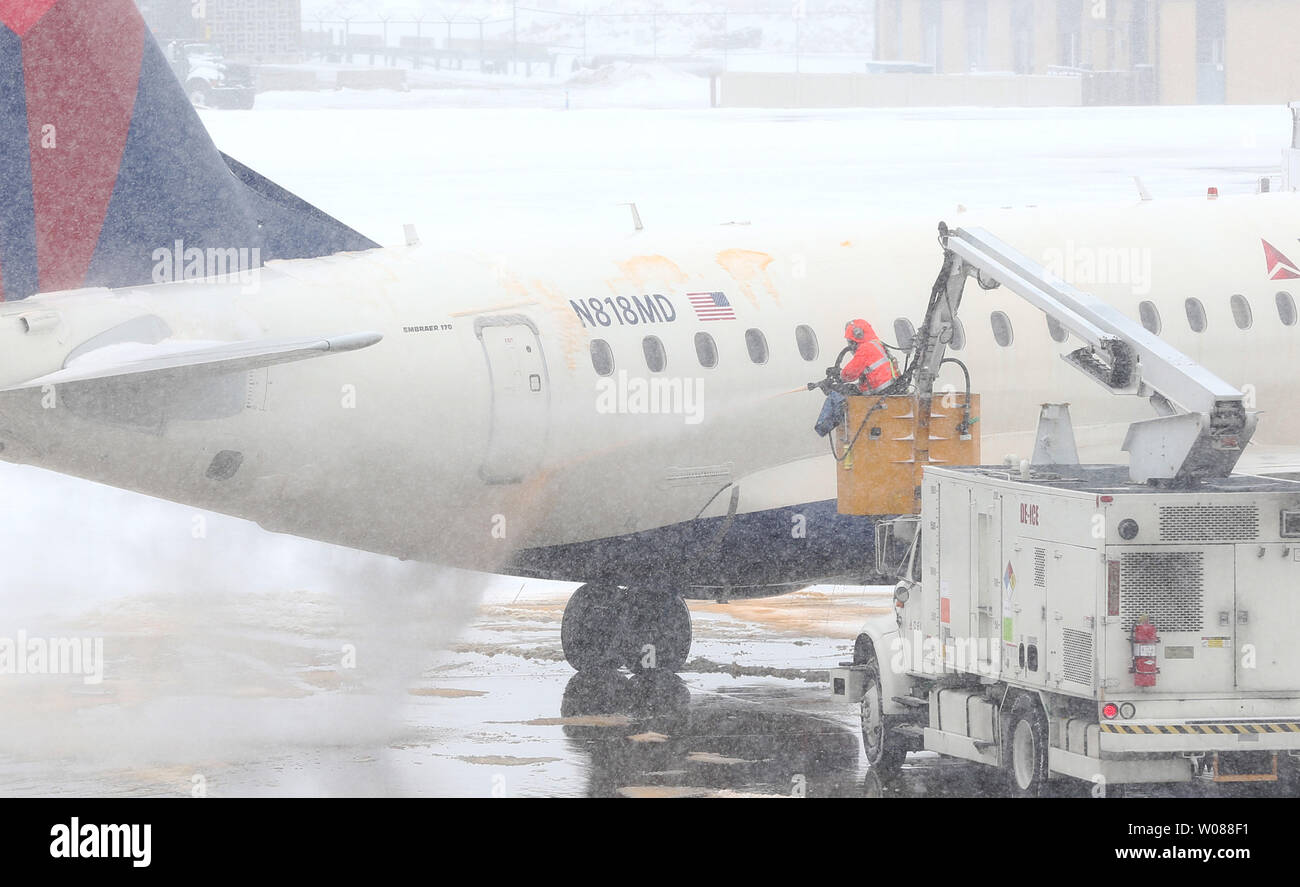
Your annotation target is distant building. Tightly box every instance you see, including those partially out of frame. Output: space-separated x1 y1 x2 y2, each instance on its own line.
136 0 302 63
135 0 205 40
873 1 1300 105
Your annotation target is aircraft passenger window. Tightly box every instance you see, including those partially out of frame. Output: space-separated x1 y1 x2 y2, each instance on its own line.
1278 291 1297 327
1045 315 1068 343
795 324 818 361
642 335 667 373
948 317 966 351
589 339 614 377
1138 301 1161 334
694 332 718 368
990 311 1014 348
1230 294 1253 330
745 328 769 365
893 318 916 351
1185 298 1207 333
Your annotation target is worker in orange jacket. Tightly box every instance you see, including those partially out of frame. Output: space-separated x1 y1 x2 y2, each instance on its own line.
840 319 897 393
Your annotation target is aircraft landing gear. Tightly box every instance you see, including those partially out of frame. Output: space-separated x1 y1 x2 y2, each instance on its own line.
622 590 691 673
560 585 692 673
560 584 624 671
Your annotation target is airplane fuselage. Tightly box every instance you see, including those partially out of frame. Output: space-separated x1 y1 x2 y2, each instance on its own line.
1 193 1297 596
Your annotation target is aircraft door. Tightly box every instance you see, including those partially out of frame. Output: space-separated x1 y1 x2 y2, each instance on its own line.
476 316 550 484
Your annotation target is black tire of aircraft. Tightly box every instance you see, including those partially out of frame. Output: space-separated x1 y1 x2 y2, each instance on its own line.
561 585 692 674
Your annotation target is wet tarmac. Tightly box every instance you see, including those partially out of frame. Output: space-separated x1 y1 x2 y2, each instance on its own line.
0 577 1282 797
412 583 1114 798
0 579 877 796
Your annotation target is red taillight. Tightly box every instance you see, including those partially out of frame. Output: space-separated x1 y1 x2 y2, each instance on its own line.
1102 702 1119 719
1107 559 1121 616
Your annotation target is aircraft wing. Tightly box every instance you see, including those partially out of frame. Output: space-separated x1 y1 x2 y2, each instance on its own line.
0 332 382 392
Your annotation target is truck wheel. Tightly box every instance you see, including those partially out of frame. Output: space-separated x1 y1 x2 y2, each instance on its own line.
860 659 906 782
187 80 212 107
1004 695 1050 797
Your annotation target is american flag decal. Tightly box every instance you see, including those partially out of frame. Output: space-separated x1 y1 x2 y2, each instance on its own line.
687 291 735 321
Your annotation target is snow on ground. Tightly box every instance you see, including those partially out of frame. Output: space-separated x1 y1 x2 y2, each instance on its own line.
199 102 1290 251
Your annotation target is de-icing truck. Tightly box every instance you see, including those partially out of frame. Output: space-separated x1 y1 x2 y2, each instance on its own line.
823 225 1300 795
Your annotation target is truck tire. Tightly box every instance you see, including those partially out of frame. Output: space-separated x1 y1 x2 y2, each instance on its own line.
1004 695 1050 797
860 658 906 782
187 79 212 108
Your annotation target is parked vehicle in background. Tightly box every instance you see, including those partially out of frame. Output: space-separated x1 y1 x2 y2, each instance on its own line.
165 40 256 109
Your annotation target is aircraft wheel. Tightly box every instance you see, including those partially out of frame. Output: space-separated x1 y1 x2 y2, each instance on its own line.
621 590 691 674
561 584 624 672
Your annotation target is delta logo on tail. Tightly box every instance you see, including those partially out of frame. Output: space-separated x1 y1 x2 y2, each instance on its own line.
1263 239 1300 280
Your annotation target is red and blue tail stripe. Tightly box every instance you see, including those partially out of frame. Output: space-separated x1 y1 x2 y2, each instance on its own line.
0 0 377 302
0 17 38 301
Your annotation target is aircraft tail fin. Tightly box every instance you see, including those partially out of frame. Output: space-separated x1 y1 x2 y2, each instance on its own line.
0 0 377 302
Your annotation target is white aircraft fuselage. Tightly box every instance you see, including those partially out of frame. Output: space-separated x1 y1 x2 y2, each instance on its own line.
1 193 1297 597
